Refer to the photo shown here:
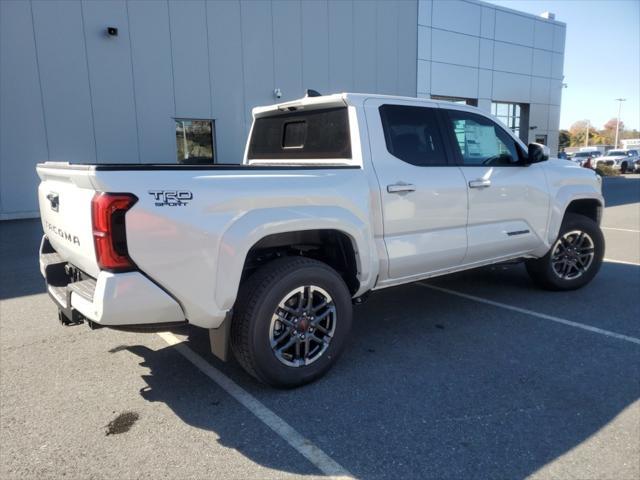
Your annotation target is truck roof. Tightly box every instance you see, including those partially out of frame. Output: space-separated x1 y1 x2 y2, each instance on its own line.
252 92 478 117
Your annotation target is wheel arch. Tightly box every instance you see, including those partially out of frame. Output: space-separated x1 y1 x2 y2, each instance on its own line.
214 206 377 311
545 189 604 249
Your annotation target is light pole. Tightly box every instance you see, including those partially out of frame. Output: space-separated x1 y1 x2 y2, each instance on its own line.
614 98 626 148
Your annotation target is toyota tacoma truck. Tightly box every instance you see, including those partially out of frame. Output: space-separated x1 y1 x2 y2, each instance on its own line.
37 92 605 387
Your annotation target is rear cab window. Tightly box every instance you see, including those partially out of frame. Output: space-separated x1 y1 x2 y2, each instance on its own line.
247 107 352 162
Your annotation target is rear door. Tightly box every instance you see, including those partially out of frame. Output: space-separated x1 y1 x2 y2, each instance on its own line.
440 107 549 264
364 98 468 280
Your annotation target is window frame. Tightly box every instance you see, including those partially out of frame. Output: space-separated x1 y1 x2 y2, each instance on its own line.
378 104 454 167
441 109 528 167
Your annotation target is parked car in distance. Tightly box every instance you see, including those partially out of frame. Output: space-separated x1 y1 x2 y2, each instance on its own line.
571 151 602 167
36 92 606 387
595 149 640 173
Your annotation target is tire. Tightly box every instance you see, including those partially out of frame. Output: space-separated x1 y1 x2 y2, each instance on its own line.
526 213 604 291
230 257 353 388
621 162 628 174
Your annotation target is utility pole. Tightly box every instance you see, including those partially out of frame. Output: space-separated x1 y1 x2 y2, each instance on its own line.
614 98 626 148
585 121 590 147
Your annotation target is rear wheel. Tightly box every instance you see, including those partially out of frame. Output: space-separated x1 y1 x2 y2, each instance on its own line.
231 257 352 388
526 213 604 291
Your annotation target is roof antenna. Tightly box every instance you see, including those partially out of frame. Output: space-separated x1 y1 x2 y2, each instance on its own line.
305 89 322 98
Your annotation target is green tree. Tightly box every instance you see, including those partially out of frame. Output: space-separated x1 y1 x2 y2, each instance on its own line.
558 129 571 148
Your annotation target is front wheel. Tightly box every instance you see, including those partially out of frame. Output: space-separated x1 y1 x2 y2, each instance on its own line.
526 213 604 291
621 162 628 174
231 257 353 388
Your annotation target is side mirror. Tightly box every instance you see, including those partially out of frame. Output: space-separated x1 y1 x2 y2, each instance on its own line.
527 142 550 164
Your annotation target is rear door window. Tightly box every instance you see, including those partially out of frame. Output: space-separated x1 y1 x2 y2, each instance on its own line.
247 107 351 160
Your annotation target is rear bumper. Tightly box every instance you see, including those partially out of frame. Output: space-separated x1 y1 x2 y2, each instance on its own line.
40 236 185 327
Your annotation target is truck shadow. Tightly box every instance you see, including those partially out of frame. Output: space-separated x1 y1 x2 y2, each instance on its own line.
0 219 47 300
119 264 640 479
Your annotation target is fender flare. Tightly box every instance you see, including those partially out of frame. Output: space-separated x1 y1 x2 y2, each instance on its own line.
547 186 604 246
214 206 378 310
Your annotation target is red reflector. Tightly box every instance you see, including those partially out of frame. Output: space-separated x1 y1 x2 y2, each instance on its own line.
91 192 137 271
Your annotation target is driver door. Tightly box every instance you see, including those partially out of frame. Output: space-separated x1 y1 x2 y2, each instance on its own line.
441 107 550 264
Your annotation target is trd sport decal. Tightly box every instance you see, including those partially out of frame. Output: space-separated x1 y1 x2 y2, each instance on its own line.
148 190 193 207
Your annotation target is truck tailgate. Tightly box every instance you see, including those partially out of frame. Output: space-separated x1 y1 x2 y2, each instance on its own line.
37 164 100 278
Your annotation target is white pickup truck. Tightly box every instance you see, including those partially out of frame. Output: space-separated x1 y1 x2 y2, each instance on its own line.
37 92 605 387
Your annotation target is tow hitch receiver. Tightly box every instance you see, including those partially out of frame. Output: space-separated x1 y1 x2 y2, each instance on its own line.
58 309 84 326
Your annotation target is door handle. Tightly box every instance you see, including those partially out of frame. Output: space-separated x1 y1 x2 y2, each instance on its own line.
387 183 416 193
468 179 491 189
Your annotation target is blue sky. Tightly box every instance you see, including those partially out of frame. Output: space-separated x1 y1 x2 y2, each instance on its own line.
487 0 640 131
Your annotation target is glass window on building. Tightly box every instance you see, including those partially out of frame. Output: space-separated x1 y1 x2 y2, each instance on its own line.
175 119 215 164
491 103 521 138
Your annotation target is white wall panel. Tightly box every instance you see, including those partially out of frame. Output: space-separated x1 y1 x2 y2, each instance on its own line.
480 5 495 38
32 0 96 164
494 10 534 46
431 0 481 36
273 0 303 101
240 1 275 128
431 29 479 68
169 0 212 119
0 0 48 215
207 0 246 162
418 0 432 26
376 0 399 94
531 77 551 104
548 105 561 132
492 71 530 103
493 42 532 75
328 0 354 93
553 24 566 53
417 60 431 94
479 69 492 98
431 62 478 99
128 0 175 164
551 52 564 79
549 79 564 106
479 38 494 69
82 0 139 163
529 104 550 131
418 26 432 60
397 0 418 96
301 0 329 95
353 0 377 93
534 20 554 51
532 49 552 78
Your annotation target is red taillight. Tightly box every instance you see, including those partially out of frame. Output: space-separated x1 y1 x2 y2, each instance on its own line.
91 192 137 271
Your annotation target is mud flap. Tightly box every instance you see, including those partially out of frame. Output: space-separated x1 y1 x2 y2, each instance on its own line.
209 313 232 361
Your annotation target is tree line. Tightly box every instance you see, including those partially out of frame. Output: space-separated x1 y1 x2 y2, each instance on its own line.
559 119 640 149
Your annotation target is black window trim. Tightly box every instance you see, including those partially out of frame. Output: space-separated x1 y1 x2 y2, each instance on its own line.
441 108 528 167
378 104 455 167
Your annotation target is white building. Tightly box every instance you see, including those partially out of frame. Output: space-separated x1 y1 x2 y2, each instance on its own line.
621 139 640 149
0 0 565 220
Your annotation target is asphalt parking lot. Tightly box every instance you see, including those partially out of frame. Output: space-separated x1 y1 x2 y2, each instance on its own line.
1 175 639 480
